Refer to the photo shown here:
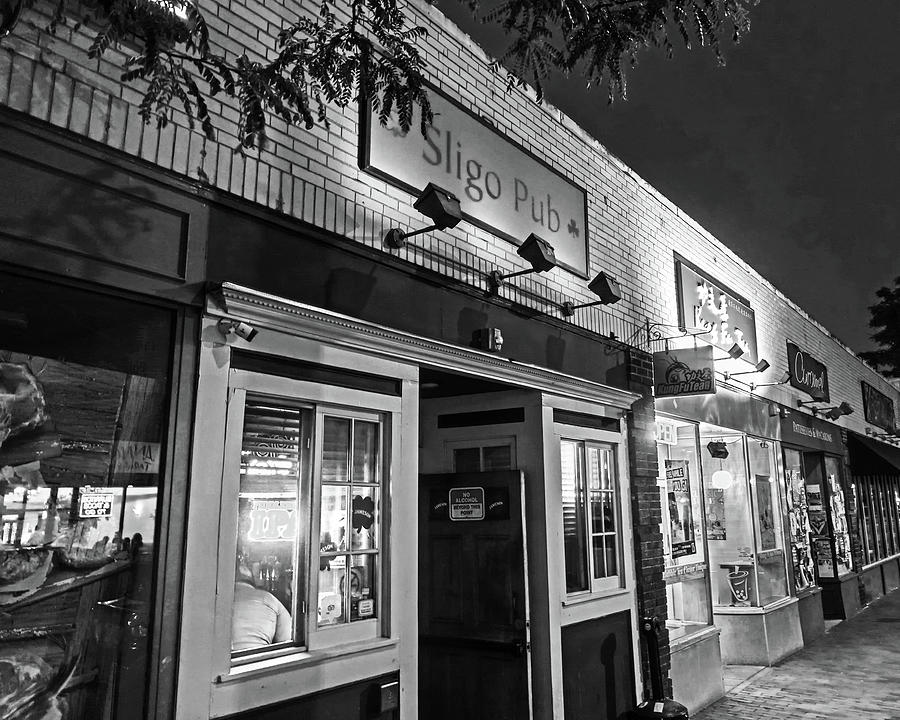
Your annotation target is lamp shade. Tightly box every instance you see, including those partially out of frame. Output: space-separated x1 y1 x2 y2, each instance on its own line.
413 183 462 230
711 469 734 490
707 440 729 459
754 359 770 372
586 271 622 305
517 233 557 273
727 343 745 359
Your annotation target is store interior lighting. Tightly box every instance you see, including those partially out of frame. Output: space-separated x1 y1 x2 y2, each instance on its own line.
383 183 463 249
488 234 558 293
560 271 623 316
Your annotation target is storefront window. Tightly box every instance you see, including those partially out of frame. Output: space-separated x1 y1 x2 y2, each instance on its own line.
701 427 788 608
656 418 711 640
232 399 385 657
747 438 787 605
824 457 852 576
561 440 621 593
0 272 172 719
782 448 816 592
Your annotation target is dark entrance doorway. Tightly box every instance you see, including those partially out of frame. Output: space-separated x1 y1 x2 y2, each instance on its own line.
418 470 531 720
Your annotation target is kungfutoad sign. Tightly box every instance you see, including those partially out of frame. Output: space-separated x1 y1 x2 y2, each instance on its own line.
360 86 589 276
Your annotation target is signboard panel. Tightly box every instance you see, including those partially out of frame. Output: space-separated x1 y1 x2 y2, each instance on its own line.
78 490 114 518
653 346 716 398
361 87 589 276
675 260 758 364
786 341 830 401
780 413 844 454
448 487 485 521
861 381 897 432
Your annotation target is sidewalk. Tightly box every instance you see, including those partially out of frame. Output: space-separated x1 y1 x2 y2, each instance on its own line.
693 589 900 720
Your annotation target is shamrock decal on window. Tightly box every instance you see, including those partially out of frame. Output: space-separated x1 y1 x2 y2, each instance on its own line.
351 495 375 532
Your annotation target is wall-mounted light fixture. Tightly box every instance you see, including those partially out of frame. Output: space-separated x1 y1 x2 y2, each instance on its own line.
714 343 745 361
217 318 259 342
750 370 791 391
383 183 462 249
822 401 854 421
796 398 826 414
488 234 557 293
723 359 770 381
767 404 789 419
560 271 622 316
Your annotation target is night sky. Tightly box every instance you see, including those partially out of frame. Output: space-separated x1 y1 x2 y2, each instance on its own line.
434 0 899 354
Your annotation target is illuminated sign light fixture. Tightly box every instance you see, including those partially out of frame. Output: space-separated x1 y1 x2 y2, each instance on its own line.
750 370 792 391
384 183 463 249
560 271 623 316
723 359 770 381
797 399 854 420
488 233 558 293
714 343 745 361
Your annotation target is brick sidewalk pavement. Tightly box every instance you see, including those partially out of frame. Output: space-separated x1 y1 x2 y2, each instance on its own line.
693 589 900 720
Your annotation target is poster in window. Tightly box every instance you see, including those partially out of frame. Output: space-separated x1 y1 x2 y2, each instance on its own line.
706 488 726 540
665 460 696 558
755 475 776 551
815 538 835 578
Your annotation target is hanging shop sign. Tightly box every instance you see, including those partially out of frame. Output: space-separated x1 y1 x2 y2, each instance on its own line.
786 341 830 402
665 460 696 558
675 258 758 364
780 412 844 454
653 346 716 398
861 381 897 432
360 85 589 276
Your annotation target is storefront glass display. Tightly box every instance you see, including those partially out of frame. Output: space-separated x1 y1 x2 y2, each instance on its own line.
700 426 788 608
232 399 384 657
824 457 853 576
656 418 711 640
747 438 788 605
783 448 816 592
0 272 172 719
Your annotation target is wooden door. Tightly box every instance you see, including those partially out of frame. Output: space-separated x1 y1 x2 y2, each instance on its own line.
418 471 531 720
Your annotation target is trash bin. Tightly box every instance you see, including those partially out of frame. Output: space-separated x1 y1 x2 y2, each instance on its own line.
625 617 689 720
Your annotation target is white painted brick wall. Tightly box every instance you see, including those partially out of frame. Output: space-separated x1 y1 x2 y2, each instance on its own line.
1 0 897 435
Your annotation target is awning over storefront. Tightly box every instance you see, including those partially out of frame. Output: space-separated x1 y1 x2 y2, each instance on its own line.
847 433 900 475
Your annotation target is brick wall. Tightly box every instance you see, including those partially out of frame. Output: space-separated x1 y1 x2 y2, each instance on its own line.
626 348 672 697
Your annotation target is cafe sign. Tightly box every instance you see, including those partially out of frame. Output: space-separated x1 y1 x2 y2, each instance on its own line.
653 346 716 398
360 86 589 276
675 259 758 364
786 341 830 401
862 381 897 432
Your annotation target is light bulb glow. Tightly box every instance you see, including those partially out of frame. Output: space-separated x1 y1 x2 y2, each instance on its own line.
711 469 734 490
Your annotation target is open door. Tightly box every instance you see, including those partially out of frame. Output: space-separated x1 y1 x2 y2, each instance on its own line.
419 470 531 720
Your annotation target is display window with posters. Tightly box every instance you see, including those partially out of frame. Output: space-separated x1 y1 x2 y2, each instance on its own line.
655 417 712 640
0 270 174 720
698 425 789 609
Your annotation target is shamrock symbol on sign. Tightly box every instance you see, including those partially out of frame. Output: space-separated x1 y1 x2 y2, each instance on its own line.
352 495 375 532
567 218 580 237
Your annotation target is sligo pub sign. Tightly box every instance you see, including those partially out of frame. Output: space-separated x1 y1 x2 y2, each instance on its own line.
862 381 896 432
360 84 589 276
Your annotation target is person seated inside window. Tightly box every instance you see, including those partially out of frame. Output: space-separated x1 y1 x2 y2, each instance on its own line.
231 555 292 652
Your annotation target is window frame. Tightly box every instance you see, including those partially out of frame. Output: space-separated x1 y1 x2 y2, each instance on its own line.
559 436 623 595
211 369 401 674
